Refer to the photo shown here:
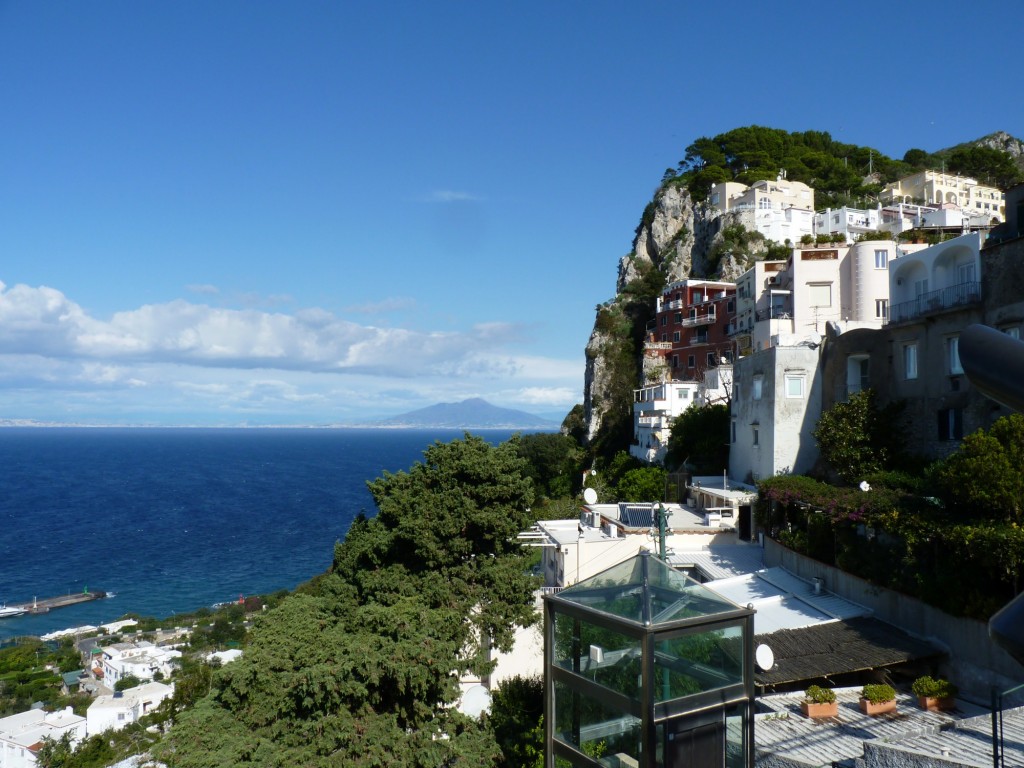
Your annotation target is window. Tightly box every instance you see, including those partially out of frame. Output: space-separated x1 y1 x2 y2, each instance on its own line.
687 355 695 368
938 408 963 441
727 300 735 312
875 299 888 319
904 343 918 380
707 353 716 366
874 249 888 269
752 427 759 445
674 312 682 324
808 282 832 307
661 316 667 326
914 279 928 297
753 375 763 400
673 331 681 342
661 333 667 342
948 336 962 374
671 354 679 368
785 375 805 398
957 263 976 284
677 389 689 400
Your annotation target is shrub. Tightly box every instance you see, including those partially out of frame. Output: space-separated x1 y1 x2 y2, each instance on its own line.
804 685 836 704
911 676 957 699
861 683 896 704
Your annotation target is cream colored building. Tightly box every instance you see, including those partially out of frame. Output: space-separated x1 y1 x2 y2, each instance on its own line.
881 170 1005 220
741 241 897 352
710 174 815 243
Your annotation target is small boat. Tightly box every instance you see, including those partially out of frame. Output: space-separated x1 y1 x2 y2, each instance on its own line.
0 604 26 618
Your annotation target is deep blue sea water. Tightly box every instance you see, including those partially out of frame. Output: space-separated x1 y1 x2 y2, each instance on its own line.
0 428 521 641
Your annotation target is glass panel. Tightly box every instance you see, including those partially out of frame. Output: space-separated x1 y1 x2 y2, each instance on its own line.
654 624 744 701
725 703 747 768
557 552 743 625
553 612 642 700
554 680 642 767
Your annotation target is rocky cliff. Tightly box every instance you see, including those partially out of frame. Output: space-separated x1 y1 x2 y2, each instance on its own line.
582 183 765 451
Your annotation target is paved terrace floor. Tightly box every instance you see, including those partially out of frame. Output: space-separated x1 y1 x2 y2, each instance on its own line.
755 687 994 766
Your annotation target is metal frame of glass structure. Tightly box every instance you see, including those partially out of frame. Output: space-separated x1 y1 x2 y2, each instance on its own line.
544 550 755 767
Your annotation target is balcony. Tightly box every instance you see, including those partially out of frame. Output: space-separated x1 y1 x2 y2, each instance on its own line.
755 308 792 322
644 341 672 351
889 281 981 324
680 314 715 328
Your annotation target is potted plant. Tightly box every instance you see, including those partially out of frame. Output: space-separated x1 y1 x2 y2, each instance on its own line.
911 676 957 711
801 685 838 718
859 683 897 716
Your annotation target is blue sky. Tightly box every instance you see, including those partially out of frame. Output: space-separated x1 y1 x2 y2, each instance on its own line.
0 1 1018 425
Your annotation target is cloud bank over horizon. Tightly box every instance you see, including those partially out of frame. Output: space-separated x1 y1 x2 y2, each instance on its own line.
0 281 581 425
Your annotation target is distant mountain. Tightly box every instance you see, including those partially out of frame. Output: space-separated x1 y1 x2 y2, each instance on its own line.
372 398 558 429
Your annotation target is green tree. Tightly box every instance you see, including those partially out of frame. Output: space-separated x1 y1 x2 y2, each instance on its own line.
514 432 583 500
159 435 538 767
114 674 142 692
932 414 1024 523
35 732 74 768
615 467 666 502
666 404 730 473
812 390 904 484
489 675 544 767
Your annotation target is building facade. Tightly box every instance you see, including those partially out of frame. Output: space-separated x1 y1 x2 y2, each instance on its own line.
881 170 1005 221
649 279 737 381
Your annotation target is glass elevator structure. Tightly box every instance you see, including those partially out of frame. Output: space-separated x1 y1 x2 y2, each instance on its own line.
544 550 755 767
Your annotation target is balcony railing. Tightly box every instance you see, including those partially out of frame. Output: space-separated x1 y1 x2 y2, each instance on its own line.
644 341 672 351
889 281 981 324
754 308 793 322
680 314 715 328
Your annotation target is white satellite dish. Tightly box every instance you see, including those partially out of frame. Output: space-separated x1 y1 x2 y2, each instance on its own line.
755 644 775 672
583 487 598 505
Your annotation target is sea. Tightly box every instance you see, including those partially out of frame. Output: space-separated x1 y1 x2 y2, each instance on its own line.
0 427 526 641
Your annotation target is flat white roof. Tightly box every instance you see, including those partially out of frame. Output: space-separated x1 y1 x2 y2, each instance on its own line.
705 566 869 635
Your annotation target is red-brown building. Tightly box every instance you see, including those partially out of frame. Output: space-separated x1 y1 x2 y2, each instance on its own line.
645 279 737 381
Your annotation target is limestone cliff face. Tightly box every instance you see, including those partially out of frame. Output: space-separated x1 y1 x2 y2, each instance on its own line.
583 183 758 447
976 130 1024 169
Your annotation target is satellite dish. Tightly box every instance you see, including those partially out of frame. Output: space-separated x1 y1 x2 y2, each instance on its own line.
755 644 775 672
459 684 491 718
583 488 598 505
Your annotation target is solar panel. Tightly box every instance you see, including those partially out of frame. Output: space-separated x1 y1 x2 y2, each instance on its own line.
620 503 654 528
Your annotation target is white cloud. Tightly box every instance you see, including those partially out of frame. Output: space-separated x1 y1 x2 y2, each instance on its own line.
425 190 480 203
0 281 583 425
186 284 220 296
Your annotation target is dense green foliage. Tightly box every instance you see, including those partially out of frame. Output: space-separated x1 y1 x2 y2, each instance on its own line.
667 125 1023 205
931 414 1024 523
812 390 907 483
157 435 539 767
758 416 1024 619
0 639 83 716
588 260 666 462
488 675 544 768
514 432 584 500
666 404 730 473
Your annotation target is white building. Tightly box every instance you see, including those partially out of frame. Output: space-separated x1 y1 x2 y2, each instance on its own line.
96 641 180 687
630 380 700 464
743 241 897 353
710 174 815 243
729 340 824 483
881 170 1005 220
524 502 744 590
0 708 86 768
87 682 174 735
733 260 787 356
888 233 982 325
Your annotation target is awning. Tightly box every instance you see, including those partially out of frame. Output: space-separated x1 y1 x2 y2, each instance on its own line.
754 616 942 687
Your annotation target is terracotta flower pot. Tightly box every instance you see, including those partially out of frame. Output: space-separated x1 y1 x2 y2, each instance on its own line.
801 700 838 719
918 695 955 712
859 697 896 716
